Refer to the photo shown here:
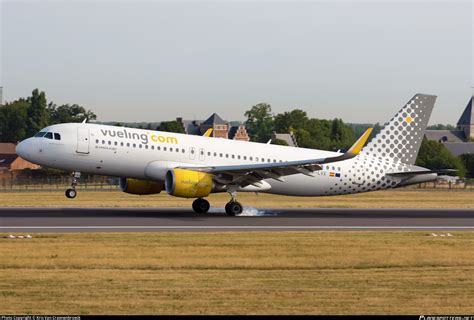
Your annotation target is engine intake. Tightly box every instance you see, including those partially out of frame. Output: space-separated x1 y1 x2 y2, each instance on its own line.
119 178 163 195
165 169 213 198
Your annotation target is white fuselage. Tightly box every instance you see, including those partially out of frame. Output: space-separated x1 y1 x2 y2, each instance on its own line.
16 123 436 197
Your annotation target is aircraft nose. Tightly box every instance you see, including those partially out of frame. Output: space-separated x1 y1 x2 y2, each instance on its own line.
16 139 32 160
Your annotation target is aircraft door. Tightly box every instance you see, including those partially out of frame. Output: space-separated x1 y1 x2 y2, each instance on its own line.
76 128 90 154
189 147 196 160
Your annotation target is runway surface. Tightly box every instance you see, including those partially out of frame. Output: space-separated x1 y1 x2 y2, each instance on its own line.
0 207 473 232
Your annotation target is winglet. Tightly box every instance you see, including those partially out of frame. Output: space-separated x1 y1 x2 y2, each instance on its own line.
347 128 373 156
203 128 213 137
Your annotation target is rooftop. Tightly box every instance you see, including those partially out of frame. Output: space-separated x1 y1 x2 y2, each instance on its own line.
201 113 227 126
457 96 473 126
0 143 17 154
424 130 466 143
443 142 474 156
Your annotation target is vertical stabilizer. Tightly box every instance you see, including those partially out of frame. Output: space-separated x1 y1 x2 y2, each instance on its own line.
360 94 437 165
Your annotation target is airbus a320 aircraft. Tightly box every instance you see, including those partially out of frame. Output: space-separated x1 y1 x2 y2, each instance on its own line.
17 94 442 215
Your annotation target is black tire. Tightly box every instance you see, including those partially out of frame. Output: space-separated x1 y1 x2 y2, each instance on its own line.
225 201 243 216
65 188 77 199
192 198 210 213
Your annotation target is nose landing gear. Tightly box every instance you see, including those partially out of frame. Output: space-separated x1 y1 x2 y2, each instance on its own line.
65 171 81 199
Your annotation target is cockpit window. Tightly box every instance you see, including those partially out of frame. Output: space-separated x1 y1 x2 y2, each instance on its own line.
54 133 61 140
34 131 47 138
44 132 53 139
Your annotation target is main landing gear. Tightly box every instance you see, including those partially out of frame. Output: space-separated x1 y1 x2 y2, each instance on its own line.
192 198 210 213
225 201 243 216
224 189 243 216
191 192 243 216
65 171 81 199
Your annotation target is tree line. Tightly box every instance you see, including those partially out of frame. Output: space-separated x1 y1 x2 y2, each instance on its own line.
0 90 472 178
0 89 96 143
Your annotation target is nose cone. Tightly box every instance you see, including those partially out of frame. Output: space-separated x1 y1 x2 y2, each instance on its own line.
16 139 32 161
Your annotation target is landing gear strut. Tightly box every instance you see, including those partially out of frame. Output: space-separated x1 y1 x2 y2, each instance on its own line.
65 171 80 199
225 190 243 216
192 198 210 213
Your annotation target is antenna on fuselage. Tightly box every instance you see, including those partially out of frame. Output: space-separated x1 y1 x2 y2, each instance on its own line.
82 118 87 124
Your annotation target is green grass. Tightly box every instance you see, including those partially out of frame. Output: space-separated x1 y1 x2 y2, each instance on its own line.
1 232 473 314
0 189 473 208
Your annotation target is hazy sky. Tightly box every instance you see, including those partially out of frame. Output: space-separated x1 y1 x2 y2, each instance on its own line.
1 0 472 124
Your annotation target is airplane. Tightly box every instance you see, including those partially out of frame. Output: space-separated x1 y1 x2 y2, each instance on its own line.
16 93 442 215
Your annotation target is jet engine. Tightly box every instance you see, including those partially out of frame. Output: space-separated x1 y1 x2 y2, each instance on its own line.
119 178 163 195
165 169 213 198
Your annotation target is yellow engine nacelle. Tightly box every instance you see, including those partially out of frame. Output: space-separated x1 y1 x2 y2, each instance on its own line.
165 169 213 198
119 178 163 195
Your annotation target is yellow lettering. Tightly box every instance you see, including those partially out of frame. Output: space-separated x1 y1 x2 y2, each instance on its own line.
149 133 179 144
166 137 178 144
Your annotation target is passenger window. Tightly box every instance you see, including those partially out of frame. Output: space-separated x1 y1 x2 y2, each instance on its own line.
157 146 161 150
54 133 61 140
44 132 53 139
182 149 185 153
243 156 247 160
151 145 154 150
225 154 229 158
127 143 130 147
133 143 136 148
207 152 211 156
145 145 148 149
108 141 111 145
114 141 118 146
176 148 179 153
121 142 124 147
164 147 167 151
96 139 99 144
34 131 47 138
232 154 235 159
250 157 253 161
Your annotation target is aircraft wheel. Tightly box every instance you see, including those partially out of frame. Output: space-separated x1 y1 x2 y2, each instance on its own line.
65 188 77 199
192 198 210 213
225 201 243 216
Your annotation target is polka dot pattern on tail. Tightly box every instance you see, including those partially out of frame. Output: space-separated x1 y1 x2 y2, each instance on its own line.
360 94 436 165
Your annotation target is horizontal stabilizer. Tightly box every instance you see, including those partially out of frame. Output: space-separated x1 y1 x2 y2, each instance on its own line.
386 169 457 177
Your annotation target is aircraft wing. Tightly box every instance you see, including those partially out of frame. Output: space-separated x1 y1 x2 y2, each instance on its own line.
178 128 373 188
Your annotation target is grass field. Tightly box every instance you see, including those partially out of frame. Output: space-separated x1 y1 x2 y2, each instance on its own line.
0 189 473 208
1 232 473 314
